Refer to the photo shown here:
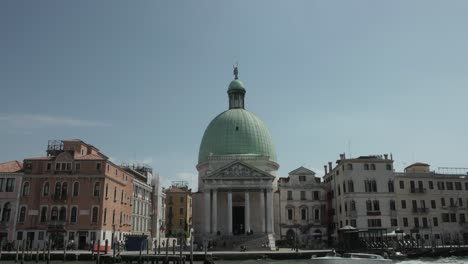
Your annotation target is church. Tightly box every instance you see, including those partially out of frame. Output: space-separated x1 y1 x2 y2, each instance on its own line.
192 66 280 249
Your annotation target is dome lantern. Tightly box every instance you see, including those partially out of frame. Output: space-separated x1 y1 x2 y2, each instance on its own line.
227 64 246 109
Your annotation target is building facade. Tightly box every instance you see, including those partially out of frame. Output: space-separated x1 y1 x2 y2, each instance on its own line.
17 140 134 249
165 182 192 236
192 67 278 249
122 164 154 237
0 161 23 244
395 163 468 245
324 154 395 242
152 175 166 242
276 166 328 248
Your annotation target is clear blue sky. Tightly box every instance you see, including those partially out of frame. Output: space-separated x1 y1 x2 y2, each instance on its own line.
2 1 468 189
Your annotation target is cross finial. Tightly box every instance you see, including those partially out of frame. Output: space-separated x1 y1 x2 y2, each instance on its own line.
233 63 239 80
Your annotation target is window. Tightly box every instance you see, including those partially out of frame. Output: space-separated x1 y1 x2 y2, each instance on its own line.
429 181 434 190
460 213 466 223
94 182 101 197
337 186 341 196
300 191 306 200
367 219 382 227
54 182 61 198
0 178 4 192
370 164 376 170
366 200 372 211
441 198 446 207
314 209 320 220
38 232 44 240
431 200 436 209
350 200 356 211
422 217 428 228
343 182 346 193
103 208 107 224
105 183 109 198
92 207 99 224
73 182 79 196
22 182 30 196
180 196 184 203
414 217 419 228
412 200 417 210
390 200 396 210
299 175 306 182
313 191 320 200
43 182 49 196
59 207 66 221
46 163 51 170
364 164 369 170
373 200 380 211
401 200 407 209
71 207 77 223
442 213 449 223
403 217 408 227
459 198 463 207
388 180 394 192
347 164 353 170
5 178 14 192
112 209 115 224
96 162 101 170
17 232 23 241
301 208 307 220
287 208 293 220
450 213 457 222
391 218 398 226
437 181 445 190
75 163 81 171
287 191 292 200
18 206 26 223
447 182 454 190
364 180 377 192
51 207 58 221
350 219 356 227
121 190 124 203
113 187 117 201
348 180 354 192
455 182 462 190
465 182 468 190
61 182 68 199
386 164 392 170
40 207 47 222
399 181 404 189
179 207 184 214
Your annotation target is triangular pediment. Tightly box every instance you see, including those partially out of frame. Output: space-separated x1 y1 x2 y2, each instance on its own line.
289 166 316 176
206 160 274 179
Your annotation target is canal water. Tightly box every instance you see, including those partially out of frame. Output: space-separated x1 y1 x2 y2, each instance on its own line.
2 258 468 264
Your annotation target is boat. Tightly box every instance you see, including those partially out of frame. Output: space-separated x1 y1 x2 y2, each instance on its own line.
311 252 392 264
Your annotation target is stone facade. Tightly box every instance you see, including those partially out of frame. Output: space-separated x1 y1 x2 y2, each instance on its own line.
0 161 23 244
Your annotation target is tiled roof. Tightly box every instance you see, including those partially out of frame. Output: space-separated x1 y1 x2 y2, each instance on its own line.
405 162 430 169
25 156 54 161
0 160 23 173
166 187 190 193
76 154 106 160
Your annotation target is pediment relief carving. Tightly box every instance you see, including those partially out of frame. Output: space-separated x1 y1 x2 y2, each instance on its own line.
208 162 273 179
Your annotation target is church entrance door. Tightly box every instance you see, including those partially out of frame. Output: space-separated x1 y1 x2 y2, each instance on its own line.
232 206 245 235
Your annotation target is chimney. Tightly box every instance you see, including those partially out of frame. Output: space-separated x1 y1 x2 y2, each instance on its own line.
328 162 332 172
384 154 388 160
390 153 393 160
324 165 328 175
340 153 345 160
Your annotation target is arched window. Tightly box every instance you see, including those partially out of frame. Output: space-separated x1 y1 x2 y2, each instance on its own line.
18 206 26 222
54 182 61 198
386 164 392 171
342 182 346 193
370 164 376 170
105 183 109 198
1 203 11 222
119 212 123 225
121 190 124 203
40 207 47 222
94 182 101 197
51 207 58 221
364 164 369 170
348 180 354 192
113 187 117 201
390 200 396 211
350 200 356 211
61 182 68 199
103 208 107 224
92 207 98 223
112 209 115 224
43 182 50 196
70 207 77 223
300 207 308 220
366 200 372 211
73 182 79 196
59 207 66 221
388 180 394 193
344 202 348 212
22 182 30 196
373 200 380 211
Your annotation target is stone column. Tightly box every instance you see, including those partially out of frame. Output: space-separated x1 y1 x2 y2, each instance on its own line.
212 190 217 234
227 191 232 234
266 189 274 233
204 191 210 234
259 190 265 233
245 191 250 233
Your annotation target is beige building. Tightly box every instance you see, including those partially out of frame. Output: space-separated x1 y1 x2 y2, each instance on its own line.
395 163 468 244
0 161 23 244
165 182 192 236
324 154 395 242
276 166 328 248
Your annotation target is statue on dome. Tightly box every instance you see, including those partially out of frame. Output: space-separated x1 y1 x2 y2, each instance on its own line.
233 63 239 80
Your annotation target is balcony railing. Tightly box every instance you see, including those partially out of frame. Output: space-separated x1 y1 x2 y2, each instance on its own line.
52 193 67 201
366 211 381 216
412 207 429 213
410 188 426 193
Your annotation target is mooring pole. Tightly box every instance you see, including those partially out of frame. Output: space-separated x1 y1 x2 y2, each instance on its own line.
97 239 101 264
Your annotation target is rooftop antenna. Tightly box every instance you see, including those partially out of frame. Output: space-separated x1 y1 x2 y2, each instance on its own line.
347 140 352 158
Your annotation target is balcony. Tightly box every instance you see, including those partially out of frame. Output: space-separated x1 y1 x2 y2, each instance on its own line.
410 188 426 194
48 221 66 231
308 219 322 226
412 207 429 213
366 211 381 216
51 193 68 202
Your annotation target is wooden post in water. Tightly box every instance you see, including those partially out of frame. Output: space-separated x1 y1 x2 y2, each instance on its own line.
147 238 150 263
154 239 157 255
42 244 46 262
172 239 175 256
179 238 183 264
97 239 101 264
36 245 39 263
15 240 19 263
47 237 51 264
91 240 95 260
165 238 169 263
21 240 25 264
138 239 143 264
63 239 67 261
0 239 3 261
189 235 193 264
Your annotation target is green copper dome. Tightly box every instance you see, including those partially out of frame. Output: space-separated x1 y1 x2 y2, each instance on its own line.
198 108 277 164
228 80 246 91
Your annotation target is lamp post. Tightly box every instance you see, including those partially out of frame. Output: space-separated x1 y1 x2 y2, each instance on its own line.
293 220 298 252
